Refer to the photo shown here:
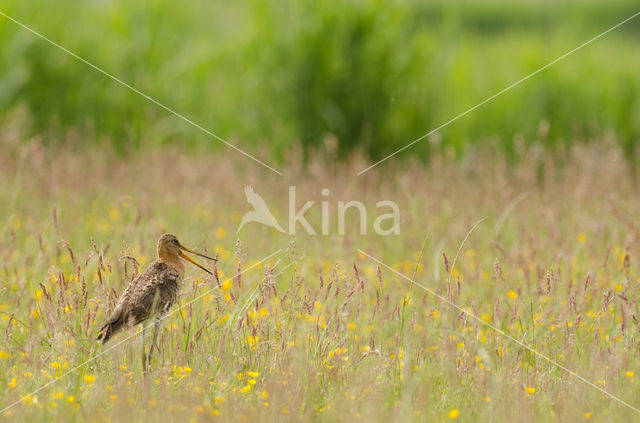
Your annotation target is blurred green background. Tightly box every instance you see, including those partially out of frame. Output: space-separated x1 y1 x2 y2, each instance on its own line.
0 0 639 163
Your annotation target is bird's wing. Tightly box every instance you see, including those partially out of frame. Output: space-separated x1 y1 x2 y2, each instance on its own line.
115 261 180 325
113 268 148 310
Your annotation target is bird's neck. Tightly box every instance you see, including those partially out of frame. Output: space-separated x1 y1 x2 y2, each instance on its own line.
158 255 185 279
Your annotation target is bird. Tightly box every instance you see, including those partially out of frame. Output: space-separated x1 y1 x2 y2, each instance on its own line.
237 185 285 233
96 233 216 369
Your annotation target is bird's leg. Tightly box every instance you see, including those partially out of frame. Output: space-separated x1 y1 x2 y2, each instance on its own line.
142 324 148 373
147 319 162 369
151 319 161 355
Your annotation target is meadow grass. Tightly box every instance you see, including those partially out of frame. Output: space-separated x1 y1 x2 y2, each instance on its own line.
1 134 640 421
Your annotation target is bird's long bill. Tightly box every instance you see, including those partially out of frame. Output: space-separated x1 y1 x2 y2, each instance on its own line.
179 251 213 275
181 246 217 261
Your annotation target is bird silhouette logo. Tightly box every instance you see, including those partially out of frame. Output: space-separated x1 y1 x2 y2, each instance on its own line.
237 186 285 234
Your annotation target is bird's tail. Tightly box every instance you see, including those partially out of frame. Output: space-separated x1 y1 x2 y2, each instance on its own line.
96 311 124 344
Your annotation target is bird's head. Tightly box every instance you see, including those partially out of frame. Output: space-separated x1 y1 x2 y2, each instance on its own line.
157 233 216 275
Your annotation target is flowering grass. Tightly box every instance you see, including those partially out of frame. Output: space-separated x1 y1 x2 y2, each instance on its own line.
1 138 640 422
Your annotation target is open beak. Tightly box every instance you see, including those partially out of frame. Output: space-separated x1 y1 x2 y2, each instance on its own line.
181 246 217 262
179 247 214 275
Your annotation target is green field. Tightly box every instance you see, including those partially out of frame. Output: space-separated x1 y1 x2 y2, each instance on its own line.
1 141 640 421
0 0 639 162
